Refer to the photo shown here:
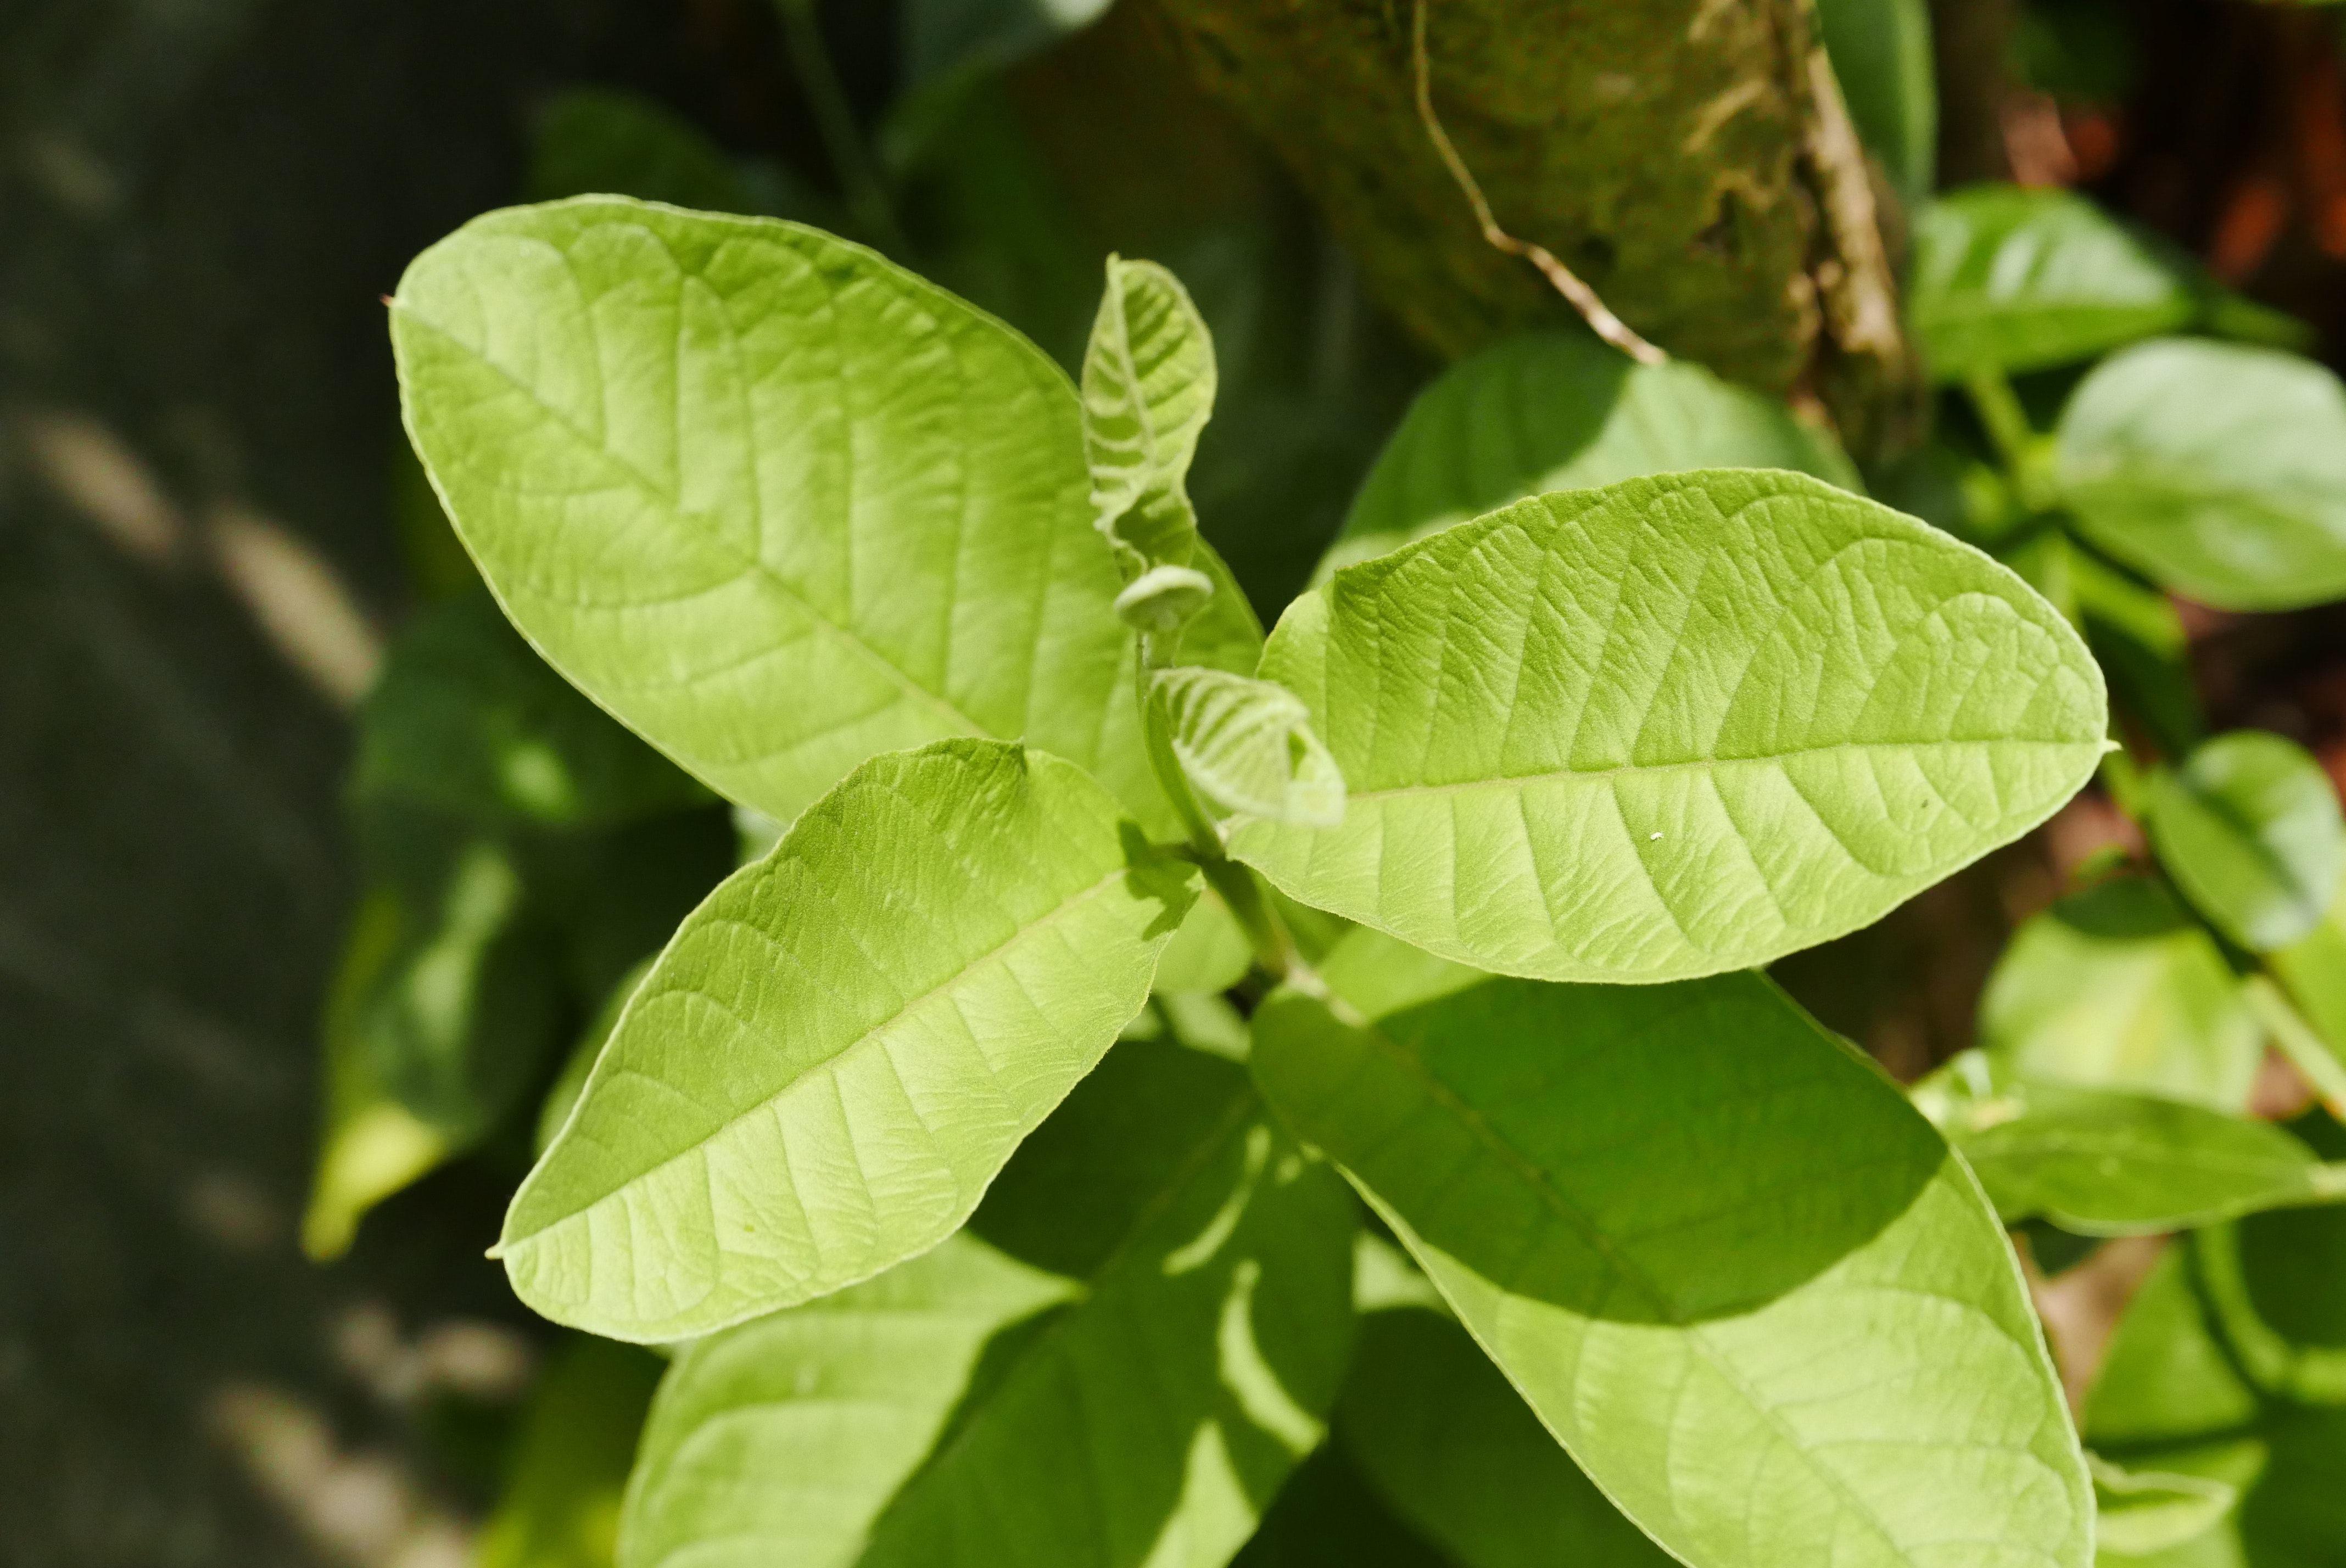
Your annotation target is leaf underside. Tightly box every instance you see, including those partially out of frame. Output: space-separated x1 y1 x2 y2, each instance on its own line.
1234 470 2107 984
499 740 1196 1341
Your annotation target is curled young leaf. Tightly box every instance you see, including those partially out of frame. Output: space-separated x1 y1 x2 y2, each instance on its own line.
2147 729 2346 953
498 739 1198 1342
2086 1453 2238 1558
1151 666 1344 828
1082 255 1214 581
1236 470 2107 984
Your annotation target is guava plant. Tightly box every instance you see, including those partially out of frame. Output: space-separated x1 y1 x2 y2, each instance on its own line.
376 189 2129 1566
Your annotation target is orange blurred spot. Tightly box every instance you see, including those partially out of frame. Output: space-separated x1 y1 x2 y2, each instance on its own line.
2210 173 2290 283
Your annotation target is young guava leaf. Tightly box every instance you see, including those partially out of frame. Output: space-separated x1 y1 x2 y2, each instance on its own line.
1234 470 2107 984
1911 185 2197 380
1980 876 2263 1111
1082 255 1214 583
391 198 1249 842
1249 929 2090 1568
1152 667 1343 827
1919 1058 2346 1234
2054 339 2346 611
353 587 712 830
498 739 1198 1342
2147 730 2346 953
615 1037 1355 1568
1337 1307 1674 1568
1152 886 1254 995
1323 331 1857 579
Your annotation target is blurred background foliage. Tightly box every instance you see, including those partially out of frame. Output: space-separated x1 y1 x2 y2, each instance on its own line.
18 0 2346 1564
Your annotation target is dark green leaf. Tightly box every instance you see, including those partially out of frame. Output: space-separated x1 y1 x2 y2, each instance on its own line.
1230 1440 1455 1568
477 1336 666 1568
616 1035 1355 1567
1250 931 2089 1568
2148 730 2346 953
528 88 755 213
1325 331 1857 578
1815 0 1936 206
2054 339 2346 611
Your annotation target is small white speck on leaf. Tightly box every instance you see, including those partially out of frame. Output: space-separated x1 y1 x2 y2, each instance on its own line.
1649 832 1663 841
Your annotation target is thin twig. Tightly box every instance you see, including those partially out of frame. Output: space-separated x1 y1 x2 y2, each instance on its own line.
774 0 908 254
1409 0 1667 365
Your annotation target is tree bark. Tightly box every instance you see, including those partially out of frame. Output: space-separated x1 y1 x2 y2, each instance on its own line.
1144 0 1921 458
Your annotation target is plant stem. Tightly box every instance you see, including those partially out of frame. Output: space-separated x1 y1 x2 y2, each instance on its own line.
773 0 907 254
2245 973 2346 1118
1135 635 1299 981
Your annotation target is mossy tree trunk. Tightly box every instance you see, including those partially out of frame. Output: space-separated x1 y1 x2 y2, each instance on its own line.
1146 0 1921 457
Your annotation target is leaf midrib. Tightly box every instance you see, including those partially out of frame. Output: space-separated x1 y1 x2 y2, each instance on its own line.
396 304 988 746
1328 736 2093 807
506 863 1150 1246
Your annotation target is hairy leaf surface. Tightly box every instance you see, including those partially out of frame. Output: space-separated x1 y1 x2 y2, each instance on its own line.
1236 471 2106 983
1912 186 2196 380
1252 931 2090 1568
499 740 1197 1341
1981 877 2262 1111
617 1037 1355 1568
2147 730 2346 953
2055 339 2346 611
1325 332 1856 578
392 197 1247 839
1153 667 1343 827
1083 256 1214 579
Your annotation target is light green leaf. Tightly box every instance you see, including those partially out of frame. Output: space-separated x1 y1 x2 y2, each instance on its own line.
1153 667 1343 827
1924 1064 2346 1235
498 739 1198 1341
1235 470 2107 984
1981 877 2263 1111
1251 929 2090 1568
2271 881 2346 1084
528 88 755 214
1323 332 1858 579
1912 186 2197 380
2147 730 2346 953
1083 256 1215 583
1816 0 1937 207
1337 1307 1675 1568
477 1336 666 1568
616 1035 1355 1568
392 197 1242 840
1152 888 1254 995
2088 1454 2238 1558
2054 339 2346 611
353 587 711 830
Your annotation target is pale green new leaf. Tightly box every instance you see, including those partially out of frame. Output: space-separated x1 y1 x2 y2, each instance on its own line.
1921 1060 2346 1235
1337 1307 1674 1568
498 740 1198 1341
1083 256 1215 581
1152 667 1343 827
1981 877 2263 1111
1912 186 2197 380
1322 331 1858 579
392 197 1245 841
1235 471 2107 984
2271 882 2346 1086
617 1036 1356 1568
1151 888 1254 995
2147 730 2346 953
1251 929 2090 1568
2054 339 2346 611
